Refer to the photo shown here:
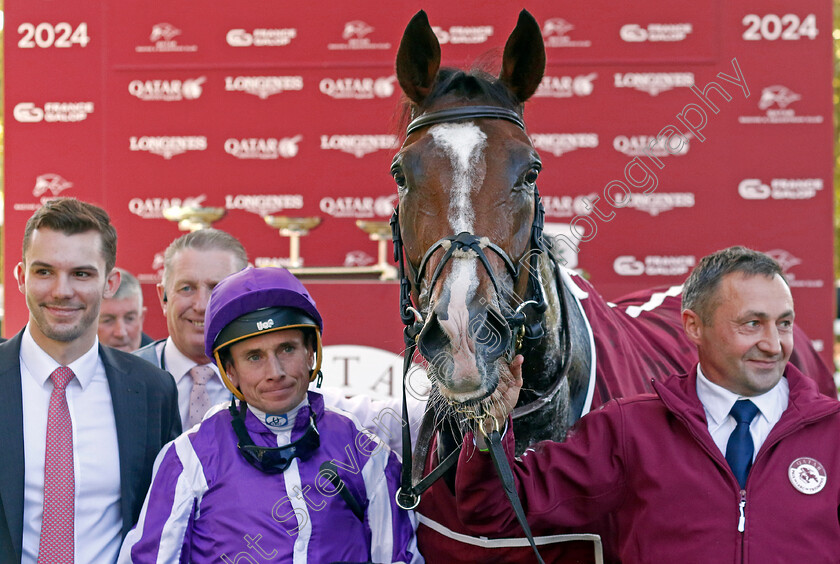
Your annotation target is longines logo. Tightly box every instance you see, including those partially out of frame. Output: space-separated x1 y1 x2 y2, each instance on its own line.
135 23 197 53
319 76 397 99
534 74 596 98
14 102 94 123
224 194 304 215
319 135 399 158
613 72 694 96
224 76 303 99
625 192 695 216
531 133 599 157
129 136 207 159
224 136 301 159
432 25 494 44
226 28 297 47
128 77 206 101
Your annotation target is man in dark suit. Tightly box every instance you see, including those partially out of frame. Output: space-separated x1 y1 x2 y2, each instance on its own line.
0 198 181 563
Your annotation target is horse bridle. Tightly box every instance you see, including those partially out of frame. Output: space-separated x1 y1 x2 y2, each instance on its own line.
390 104 557 563
391 105 549 364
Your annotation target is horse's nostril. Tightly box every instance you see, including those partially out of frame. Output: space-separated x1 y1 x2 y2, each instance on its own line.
471 308 511 362
418 311 450 366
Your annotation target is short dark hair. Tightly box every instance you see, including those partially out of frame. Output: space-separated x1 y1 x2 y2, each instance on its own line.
682 246 787 323
23 198 118 273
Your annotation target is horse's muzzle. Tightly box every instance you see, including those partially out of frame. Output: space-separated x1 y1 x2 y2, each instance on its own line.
417 302 511 396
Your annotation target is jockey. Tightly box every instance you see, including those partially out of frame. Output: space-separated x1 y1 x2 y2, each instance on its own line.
119 267 421 564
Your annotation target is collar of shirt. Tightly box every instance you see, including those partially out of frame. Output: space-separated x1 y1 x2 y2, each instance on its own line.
164 336 221 384
20 324 102 390
248 396 309 436
696 364 789 432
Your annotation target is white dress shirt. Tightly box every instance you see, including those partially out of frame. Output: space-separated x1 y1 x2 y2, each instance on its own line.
696 364 789 462
20 325 122 564
162 337 231 428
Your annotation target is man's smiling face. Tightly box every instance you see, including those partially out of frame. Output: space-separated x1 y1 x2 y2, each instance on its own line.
159 247 242 364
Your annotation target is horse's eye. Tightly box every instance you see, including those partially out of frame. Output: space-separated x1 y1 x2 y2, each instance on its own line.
524 167 540 185
393 172 407 188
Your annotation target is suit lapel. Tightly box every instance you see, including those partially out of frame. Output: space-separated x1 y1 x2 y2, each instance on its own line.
100 345 148 536
0 332 27 560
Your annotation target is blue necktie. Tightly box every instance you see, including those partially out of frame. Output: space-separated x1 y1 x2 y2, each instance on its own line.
725 399 760 489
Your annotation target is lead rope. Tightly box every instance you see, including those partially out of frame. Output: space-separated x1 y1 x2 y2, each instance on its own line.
481 421 546 564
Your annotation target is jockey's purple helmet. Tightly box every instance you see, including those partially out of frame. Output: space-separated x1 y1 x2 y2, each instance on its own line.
204 267 323 393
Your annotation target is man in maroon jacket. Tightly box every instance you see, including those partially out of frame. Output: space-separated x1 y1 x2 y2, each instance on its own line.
456 246 840 564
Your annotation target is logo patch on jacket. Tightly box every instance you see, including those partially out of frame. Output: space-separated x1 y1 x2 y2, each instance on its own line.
788 457 827 494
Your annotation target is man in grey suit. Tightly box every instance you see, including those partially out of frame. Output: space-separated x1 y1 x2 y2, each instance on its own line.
134 229 247 429
0 198 180 563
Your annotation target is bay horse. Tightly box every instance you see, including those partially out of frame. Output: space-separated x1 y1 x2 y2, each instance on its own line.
390 10 835 563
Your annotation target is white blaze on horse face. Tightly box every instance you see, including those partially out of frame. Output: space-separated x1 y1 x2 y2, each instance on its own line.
427 122 487 389
429 123 487 233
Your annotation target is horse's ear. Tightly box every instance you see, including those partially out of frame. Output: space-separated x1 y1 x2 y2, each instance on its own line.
396 10 441 105
499 10 545 103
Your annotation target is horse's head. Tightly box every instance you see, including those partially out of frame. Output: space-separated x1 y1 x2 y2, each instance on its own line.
392 11 545 403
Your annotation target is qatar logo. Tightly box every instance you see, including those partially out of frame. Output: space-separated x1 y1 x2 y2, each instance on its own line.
224 136 301 160
129 195 207 219
541 17 591 48
788 458 827 495
320 194 398 218
33 174 73 197
535 74 596 98
128 77 205 101
613 134 689 157
319 76 396 99
758 85 801 110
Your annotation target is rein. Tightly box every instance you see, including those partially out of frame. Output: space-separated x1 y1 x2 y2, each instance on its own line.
390 104 559 563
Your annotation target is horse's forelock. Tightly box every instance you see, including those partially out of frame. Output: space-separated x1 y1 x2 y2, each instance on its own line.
394 67 522 137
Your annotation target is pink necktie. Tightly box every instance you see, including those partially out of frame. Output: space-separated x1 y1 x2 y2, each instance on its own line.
38 366 75 564
187 365 215 428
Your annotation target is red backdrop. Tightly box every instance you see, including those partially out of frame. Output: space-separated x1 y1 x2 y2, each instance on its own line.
4 0 835 368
